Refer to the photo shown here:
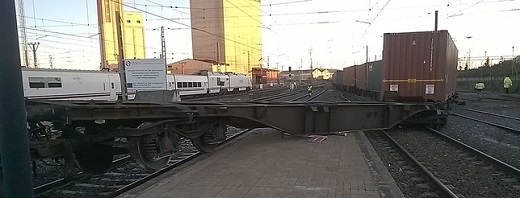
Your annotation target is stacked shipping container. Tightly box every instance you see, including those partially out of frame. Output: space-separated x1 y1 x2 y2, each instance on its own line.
382 30 458 102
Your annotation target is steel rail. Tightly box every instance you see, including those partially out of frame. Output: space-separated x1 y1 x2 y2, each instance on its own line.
465 108 520 121
290 87 325 101
305 88 327 101
380 130 459 198
104 128 253 198
33 156 133 195
451 113 520 134
253 90 302 101
425 127 520 178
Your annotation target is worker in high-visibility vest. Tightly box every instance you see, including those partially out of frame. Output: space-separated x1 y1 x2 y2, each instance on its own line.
504 76 513 94
474 81 485 100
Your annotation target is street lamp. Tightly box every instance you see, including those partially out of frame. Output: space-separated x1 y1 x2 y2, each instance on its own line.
466 36 473 70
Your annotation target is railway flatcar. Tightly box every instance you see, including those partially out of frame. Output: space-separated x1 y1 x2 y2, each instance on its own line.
382 30 458 103
22 68 252 100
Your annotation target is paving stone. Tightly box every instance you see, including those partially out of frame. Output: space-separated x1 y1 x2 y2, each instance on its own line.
118 129 393 197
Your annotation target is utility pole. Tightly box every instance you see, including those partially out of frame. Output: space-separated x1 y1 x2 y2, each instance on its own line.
160 26 168 73
49 55 54 69
0 0 34 196
160 26 166 60
247 51 251 78
116 11 127 101
18 0 29 67
267 56 270 69
300 59 303 82
216 42 221 72
276 62 280 84
513 46 516 80
309 48 313 71
434 10 438 31
28 42 40 68
366 45 369 89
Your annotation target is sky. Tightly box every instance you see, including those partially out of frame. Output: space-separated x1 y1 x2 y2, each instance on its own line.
16 0 520 71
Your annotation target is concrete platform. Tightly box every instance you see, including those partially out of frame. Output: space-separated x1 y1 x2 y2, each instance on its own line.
119 129 403 198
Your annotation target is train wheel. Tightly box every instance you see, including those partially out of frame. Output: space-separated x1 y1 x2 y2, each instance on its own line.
130 135 169 171
191 122 227 153
76 144 114 174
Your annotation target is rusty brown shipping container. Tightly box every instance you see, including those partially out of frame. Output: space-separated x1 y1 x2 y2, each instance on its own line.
382 30 458 102
343 66 355 87
355 64 367 90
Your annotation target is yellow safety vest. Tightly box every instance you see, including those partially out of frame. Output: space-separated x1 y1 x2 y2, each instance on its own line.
475 83 485 90
504 77 513 88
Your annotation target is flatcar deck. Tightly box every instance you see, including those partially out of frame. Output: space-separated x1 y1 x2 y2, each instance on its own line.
118 129 403 198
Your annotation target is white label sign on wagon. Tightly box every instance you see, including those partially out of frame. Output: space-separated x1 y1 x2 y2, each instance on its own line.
390 84 398 92
425 84 435 94
125 59 167 90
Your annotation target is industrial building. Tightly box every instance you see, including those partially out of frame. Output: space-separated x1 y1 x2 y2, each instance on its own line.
190 0 262 77
167 58 232 74
97 0 146 71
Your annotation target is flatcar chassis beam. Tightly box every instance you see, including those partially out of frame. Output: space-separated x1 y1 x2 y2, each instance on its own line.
26 101 440 136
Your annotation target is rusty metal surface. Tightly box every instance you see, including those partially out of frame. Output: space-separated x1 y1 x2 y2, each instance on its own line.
343 66 355 87
382 30 458 102
332 70 343 86
367 60 382 92
356 63 367 90
26 100 438 136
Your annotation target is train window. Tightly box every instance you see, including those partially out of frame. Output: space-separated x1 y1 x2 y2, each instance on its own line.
47 77 62 88
188 82 193 87
182 82 188 88
197 82 202 87
177 82 182 88
28 77 45 88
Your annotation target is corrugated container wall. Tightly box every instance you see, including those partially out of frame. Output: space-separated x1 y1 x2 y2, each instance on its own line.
355 64 367 90
332 70 343 85
382 30 458 102
343 66 355 87
367 60 382 92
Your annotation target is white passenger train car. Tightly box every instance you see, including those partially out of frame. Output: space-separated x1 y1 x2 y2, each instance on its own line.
169 74 209 96
23 68 123 100
22 68 252 100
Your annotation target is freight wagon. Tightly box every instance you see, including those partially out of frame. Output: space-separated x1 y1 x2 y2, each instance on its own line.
382 30 458 103
340 61 382 100
331 70 343 88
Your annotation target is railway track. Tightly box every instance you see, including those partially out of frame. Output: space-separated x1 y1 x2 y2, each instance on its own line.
36 127 252 198
185 86 285 102
252 86 324 102
451 109 520 134
368 127 520 198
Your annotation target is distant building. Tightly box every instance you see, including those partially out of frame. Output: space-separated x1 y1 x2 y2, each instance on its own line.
123 11 146 61
167 59 232 74
280 68 337 81
312 69 337 80
97 0 146 71
190 0 262 76
251 68 279 84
